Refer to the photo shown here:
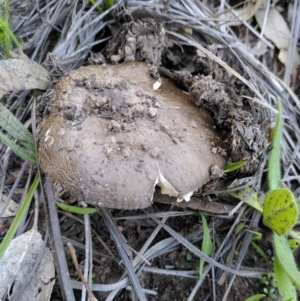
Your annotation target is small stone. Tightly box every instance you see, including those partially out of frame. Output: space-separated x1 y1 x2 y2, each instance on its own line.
122 147 131 158
148 107 157 118
110 120 121 132
149 147 161 158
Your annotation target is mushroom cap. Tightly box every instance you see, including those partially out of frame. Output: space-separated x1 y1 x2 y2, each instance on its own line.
38 62 224 209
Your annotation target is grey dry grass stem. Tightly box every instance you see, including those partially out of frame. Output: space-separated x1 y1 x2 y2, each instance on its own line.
43 177 75 301
98 207 147 301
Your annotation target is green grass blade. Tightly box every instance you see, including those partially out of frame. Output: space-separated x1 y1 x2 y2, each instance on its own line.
0 18 19 46
268 98 282 191
223 161 246 173
243 294 266 301
274 255 297 301
0 103 34 146
199 212 213 278
105 0 114 9
0 173 40 259
0 103 36 163
89 0 103 13
250 241 269 264
274 233 300 289
0 131 36 163
56 202 97 214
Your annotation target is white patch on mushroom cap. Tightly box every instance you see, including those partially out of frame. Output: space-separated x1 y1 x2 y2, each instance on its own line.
153 78 162 90
156 163 179 197
177 191 194 203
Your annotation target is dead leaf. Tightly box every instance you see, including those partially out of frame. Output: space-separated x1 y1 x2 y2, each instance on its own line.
0 194 20 217
278 49 300 68
0 58 50 99
255 0 300 69
251 40 268 56
255 2 290 49
15 248 55 301
216 0 263 26
0 228 55 300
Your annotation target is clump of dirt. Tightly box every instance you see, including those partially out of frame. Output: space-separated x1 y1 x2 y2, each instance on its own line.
106 8 167 65
189 74 269 174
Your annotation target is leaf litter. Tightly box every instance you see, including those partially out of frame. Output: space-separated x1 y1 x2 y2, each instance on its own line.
0 0 299 300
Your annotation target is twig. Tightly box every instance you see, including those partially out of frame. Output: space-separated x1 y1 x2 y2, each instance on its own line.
66 242 98 301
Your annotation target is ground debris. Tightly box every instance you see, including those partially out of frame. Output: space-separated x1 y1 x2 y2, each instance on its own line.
189 74 269 174
106 14 166 65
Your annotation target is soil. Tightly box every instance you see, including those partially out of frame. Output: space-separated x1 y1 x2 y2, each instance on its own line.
49 206 278 301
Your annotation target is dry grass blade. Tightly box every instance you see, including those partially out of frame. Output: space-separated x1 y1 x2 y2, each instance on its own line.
145 210 264 277
43 177 75 301
98 207 147 301
82 213 92 300
221 210 262 301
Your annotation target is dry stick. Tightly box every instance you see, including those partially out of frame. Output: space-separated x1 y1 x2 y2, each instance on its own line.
66 242 98 301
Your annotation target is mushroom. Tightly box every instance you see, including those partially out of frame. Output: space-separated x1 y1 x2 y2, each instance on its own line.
38 62 225 209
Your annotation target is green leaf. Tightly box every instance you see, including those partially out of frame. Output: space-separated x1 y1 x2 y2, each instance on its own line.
223 161 246 173
248 230 262 241
230 188 263 212
267 98 282 191
289 230 300 246
274 255 297 301
274 233 300 289
243 294 266 301
199 212 213 278
0 173 40 259
0 103 36 164
263 188 297 235
235 223 244 233
186 252 192 261
56 202 97 215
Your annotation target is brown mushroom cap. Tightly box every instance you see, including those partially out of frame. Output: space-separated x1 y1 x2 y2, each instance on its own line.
38 62 224 209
